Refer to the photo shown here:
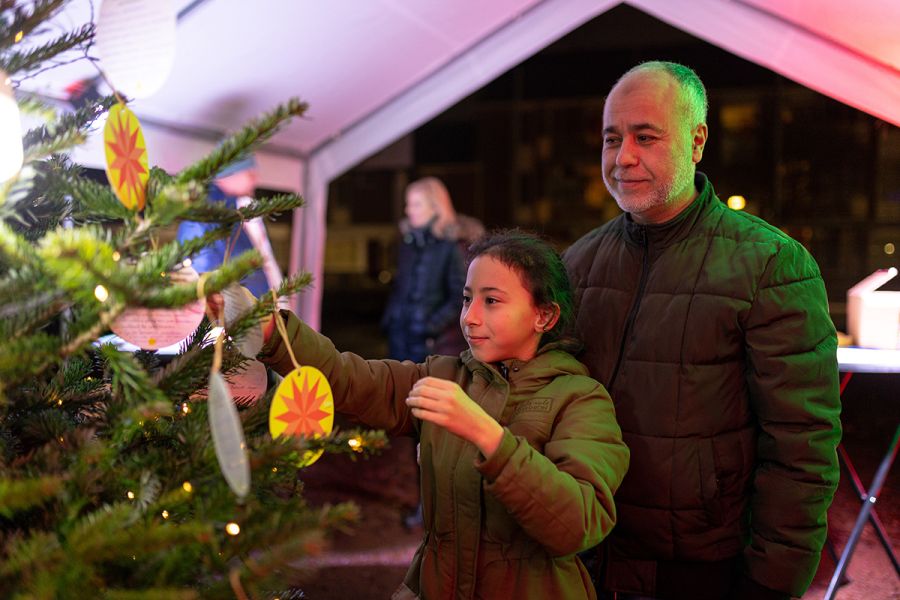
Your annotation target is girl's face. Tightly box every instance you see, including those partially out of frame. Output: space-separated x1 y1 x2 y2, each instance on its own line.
405 189 436 228
461 256 546 364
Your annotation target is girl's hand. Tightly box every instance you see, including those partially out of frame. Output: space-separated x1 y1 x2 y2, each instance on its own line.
406 376 503 458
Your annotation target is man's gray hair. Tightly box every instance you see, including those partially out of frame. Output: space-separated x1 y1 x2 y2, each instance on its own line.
620 61 708 127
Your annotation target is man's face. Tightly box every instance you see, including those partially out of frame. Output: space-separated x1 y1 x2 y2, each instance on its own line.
601 71 707 224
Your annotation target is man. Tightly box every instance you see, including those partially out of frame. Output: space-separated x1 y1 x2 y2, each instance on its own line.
177 153 284 299
563 61 841 600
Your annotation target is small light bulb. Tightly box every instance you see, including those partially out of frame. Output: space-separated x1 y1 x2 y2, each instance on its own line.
884 243 895 256
14 31 23 43
225 522 240 536
161 510 169 519
348 436 363 451
182 481 193 493
94 284 109 302
112 251 121 262
182 258 192 268
271 467 278 473
181 402 191 414
126 491 135 500
727 195 746 211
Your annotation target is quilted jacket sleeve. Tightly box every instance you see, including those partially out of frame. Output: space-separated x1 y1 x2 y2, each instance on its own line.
474 378 629 556
742 240 842 596
258 310 422 436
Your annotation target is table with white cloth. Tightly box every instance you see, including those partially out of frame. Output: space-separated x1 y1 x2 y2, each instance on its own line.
825 347 900 599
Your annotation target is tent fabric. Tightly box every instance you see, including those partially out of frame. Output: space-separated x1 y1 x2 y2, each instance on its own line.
294 0 900 327
18 0 900 328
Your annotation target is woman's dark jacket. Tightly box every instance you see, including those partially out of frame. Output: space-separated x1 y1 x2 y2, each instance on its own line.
382 223 466 361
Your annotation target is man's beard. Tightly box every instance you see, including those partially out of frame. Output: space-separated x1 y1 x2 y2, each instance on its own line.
610 160 695 219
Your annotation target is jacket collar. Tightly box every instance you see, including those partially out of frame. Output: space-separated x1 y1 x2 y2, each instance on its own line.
460 342 588 386
622 172 717 250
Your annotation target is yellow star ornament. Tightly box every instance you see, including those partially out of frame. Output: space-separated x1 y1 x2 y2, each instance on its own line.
269 366 335 467
103 102 148 210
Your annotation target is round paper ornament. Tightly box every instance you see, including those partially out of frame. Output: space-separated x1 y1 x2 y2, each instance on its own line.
221 283 264 358
110 300 205 350
95 0 176 99
103 103 148 210
269 366 335 467
192 359 268 406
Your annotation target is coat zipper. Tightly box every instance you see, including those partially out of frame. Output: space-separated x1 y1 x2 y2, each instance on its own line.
608 230 650 390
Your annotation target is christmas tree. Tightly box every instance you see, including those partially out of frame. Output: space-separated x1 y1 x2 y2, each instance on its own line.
0 2 384 597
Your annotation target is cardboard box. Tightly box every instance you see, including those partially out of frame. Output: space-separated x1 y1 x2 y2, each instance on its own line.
847 268 900 349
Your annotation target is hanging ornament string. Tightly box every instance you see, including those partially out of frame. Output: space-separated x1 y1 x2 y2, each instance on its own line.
196 270 213 320
270 289 301 372
196 266 251 499
266 289 334 468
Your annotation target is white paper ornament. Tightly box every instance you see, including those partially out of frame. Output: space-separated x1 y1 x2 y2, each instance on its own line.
221 284 265 358
208 370 250 499
95 0 176 99
110 301 205 350
192 359 268 406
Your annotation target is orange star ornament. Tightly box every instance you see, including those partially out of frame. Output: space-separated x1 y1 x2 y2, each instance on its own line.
269 366 335 467
103 102 148 210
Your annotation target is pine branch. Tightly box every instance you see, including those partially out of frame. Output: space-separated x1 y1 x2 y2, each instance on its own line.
103 589 200 600
0 530 63 579
0 474 64 517
175 99 309 184
101 345 170 409
0 0 67 48
59 171 132 222
1 23 93 77
22 94 117 158
139 252 262 308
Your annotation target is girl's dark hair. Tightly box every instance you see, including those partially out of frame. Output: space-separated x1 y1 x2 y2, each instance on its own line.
467 229 578 351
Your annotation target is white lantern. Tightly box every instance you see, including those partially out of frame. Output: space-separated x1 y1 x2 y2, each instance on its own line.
95 0 176 99
0 70 23 182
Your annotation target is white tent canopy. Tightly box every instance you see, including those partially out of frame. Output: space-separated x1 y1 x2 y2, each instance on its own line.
21 0 900 328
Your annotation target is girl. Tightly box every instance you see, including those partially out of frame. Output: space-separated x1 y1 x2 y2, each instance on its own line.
257 230 629 600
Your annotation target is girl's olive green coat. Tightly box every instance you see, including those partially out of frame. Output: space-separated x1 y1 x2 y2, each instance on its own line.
260 312 629 600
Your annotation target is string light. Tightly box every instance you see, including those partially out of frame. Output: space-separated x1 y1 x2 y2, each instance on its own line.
348 436 363 452
182 481 193 493
726 195 746 211
126 491 135 500
161 510 169 519
271 467 278 473
0 70 23 182
112 251 121 262
225 522 240 536
181 402 191 414
14 31 23 43
94 285 109 302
